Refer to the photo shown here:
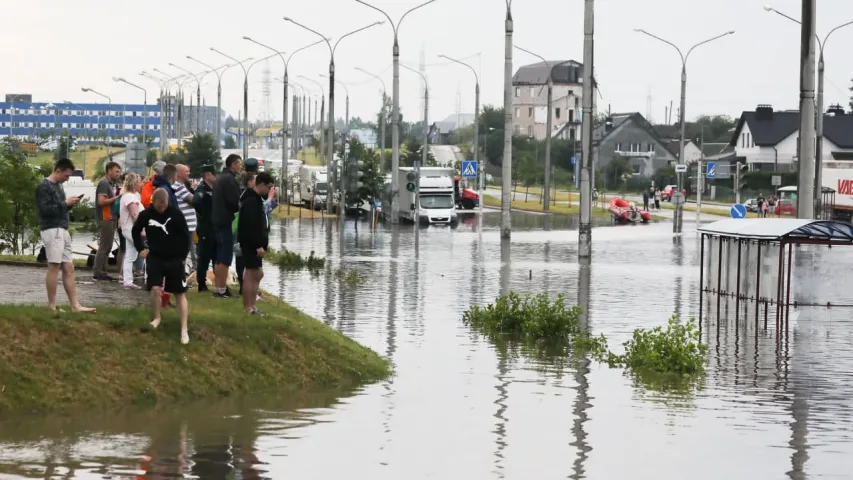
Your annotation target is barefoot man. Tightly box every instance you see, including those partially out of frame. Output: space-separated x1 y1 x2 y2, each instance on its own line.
35 158 96 313
132 188 191 344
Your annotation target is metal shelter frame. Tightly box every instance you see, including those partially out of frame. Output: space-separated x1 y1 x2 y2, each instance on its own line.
698 218 853 332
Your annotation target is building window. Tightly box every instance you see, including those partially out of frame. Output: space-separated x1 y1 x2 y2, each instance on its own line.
570 128 576 140
528 107 533 117
569 110 574 123
530 87 535 98
514 107 520 118
528 125 534 137
615 142 623 152
99 111 106 117
514 87 520 98
555 108 561 119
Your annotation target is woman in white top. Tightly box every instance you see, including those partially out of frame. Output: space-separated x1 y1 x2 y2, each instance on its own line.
119 173 143 288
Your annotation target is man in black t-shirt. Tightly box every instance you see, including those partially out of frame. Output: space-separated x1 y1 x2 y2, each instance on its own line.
132 188 191 344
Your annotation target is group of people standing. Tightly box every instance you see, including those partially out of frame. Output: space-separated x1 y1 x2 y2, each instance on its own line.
35 153 277 344
642 188 662 211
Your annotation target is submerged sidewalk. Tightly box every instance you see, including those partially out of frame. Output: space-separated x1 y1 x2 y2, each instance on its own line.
0 265 148 307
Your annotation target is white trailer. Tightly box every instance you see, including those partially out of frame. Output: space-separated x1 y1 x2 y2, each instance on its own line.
392 167 458 226
777 162 853 221
298 166 328 210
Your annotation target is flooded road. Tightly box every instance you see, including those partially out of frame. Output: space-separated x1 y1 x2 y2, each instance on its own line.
2 210 852 479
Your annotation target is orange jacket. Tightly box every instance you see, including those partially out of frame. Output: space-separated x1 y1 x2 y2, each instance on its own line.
141 179 155 209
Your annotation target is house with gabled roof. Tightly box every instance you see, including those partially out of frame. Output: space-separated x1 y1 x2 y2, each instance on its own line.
730 104 853 171
592 112 676 177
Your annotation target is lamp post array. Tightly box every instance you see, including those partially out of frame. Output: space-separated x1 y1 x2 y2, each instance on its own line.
81 87 112 156
634 28 734 234
354 0 436 223
113 77 147 146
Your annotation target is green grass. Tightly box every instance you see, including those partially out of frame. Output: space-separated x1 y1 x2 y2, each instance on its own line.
483 195 615 219
296 147 323 166
0 291 389 414
0 254 87 269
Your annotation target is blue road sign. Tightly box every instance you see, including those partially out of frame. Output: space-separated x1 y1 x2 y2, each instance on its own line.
730 203 747 219
706 161 716 179
461 160 478 178
571 156 577 165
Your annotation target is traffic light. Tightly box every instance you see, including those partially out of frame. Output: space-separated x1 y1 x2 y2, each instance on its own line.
406 171 417 192
347 158 364 192
736 157 749 191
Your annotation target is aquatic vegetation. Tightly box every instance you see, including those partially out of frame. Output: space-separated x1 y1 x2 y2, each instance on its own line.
336 268 367 287
606 315 708 376
266 249 326 270
463 293 707 380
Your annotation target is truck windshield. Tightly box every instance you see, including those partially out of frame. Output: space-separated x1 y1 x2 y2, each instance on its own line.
315 182 327 194
420 194 454 209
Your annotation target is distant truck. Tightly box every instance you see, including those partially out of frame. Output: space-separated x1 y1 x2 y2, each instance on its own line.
298 165 328 210
776 163 853 221
386 167 458 226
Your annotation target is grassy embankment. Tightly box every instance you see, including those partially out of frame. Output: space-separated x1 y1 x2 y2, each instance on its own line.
272 204 337 219
482 195 622 219
28 146 124 179
0 291 389 414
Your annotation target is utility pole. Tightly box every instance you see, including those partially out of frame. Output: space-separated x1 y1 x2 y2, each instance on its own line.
501 0 514 239
578 0 595 258
796 0 816 219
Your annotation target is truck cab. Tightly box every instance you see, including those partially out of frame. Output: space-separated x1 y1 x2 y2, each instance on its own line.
417 175 458 226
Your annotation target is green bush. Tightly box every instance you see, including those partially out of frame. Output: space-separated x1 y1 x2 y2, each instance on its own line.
606 315 707 375
266 249 325 270
463 292 586 341
336 268 366 287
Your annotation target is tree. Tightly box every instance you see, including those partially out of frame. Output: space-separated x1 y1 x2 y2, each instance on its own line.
0 139 52 255
398 138 436 170
146 149 159 167
180 133 221 177
55 136 75 161
599 156 632 190
223 135 237 149
224 115 238 130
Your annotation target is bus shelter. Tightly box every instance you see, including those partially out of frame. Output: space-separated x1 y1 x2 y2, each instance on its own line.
698 218 853 331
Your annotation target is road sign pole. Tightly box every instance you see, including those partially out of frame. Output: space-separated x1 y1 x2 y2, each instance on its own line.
696 159 703 228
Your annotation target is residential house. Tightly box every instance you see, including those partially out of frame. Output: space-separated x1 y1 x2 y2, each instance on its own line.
511 60 596 141
592 112 677 177
730 104 853 171
433 113 475 144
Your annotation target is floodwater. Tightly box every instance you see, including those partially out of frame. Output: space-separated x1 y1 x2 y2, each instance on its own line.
2 211 853 479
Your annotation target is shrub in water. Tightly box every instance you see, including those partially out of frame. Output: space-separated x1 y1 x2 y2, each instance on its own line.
463 292 589 342
606 315 707 375
336 268 366 287
266 249 326 270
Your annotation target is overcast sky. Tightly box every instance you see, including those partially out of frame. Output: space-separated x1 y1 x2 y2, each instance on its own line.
3 0 852 126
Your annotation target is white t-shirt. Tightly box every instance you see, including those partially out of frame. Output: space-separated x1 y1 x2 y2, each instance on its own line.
119 192 141 231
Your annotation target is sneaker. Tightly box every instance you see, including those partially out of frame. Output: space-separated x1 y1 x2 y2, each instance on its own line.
213 291 231 299
94 274 117 282
250 310 265 317
123 284 142 290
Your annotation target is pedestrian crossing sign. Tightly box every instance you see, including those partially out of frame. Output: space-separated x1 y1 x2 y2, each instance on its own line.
461 160 478 178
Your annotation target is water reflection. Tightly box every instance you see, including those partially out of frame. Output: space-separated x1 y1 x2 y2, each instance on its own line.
3 218 853 478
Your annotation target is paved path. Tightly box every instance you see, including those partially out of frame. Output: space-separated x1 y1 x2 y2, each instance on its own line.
0 264 148 308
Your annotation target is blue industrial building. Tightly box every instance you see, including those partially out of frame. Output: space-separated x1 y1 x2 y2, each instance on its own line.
0 100 164 146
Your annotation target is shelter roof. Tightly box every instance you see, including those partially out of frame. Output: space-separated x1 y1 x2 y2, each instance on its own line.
698 219 853 242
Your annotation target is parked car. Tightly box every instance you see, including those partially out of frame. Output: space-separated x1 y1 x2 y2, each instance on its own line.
776 199 796 215
744 198 759 212
661 185 687 201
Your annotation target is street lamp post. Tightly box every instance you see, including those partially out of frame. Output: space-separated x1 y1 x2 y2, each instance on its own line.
354 0 437 224
284 17 384 216
169 63 205 135
245 38 324 202
501 0 513 238
113 77 148 146
355 67 387 174
579 0 594 258
299 75 326 168
400 63 429 219
188 57 251 153
764 5 853 217
81 87 112 156
634 28 734 234
63 101 90 171
439 54 481 217
139 72 168 154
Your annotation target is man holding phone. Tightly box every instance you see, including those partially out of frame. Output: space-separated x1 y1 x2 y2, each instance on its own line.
94 161 122 281
35 158 95 313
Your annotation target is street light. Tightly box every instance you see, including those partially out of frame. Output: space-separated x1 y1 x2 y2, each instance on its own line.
400 63 428 216
438 54 481 216
355 67 387 173
764 5 853 217
187 56 252 153
155 67 190 144
283 80 309 163
114 77 148 148
634 28 734 234
354 0 437 224
499 0 514 239
284 17 384 216
512 47 572 214
139 71 170 154
210 48 265 161
81 87 112 155
169 63 205 135
298 75 327 169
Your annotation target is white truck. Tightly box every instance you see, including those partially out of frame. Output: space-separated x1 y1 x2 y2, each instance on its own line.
389 167 458 227
298 165 328 210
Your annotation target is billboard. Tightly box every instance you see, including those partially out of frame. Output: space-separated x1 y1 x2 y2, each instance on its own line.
5 94 32 103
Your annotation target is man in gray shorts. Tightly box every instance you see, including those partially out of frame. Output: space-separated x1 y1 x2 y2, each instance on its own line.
35 158 95 313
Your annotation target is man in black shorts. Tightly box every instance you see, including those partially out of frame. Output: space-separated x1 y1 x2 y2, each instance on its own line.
238 171 273 315
132 188 191 344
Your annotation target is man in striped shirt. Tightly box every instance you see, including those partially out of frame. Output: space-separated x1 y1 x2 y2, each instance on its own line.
172 164 198 273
